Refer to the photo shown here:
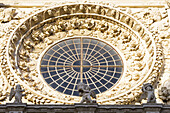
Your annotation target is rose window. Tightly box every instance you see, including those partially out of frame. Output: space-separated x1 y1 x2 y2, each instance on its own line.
40 37 123 96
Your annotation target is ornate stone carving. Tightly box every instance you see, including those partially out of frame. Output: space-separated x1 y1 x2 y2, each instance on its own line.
140 83 156 103
31 30 42 44
78 82 96 103
158 87 170 103
9 84 25 103
23 40 34 52
60 5 71 15
0 8 16 23
100 20 109 33
0 2 163 105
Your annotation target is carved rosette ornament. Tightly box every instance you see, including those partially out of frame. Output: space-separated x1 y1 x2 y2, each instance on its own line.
0 3 164 104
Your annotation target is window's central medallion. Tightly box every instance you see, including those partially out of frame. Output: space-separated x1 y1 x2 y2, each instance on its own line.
40 37 123 96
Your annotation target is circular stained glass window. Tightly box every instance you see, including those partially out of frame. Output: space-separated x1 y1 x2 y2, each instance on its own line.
40 37 123 96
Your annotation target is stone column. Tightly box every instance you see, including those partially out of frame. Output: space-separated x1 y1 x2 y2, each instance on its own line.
75 103 98 113
143 103 163 113
6 103 27 113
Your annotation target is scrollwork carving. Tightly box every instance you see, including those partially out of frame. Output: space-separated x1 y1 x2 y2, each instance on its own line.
31 30 42 44
85 18 96 30
100 20 109 33
23 40 34 52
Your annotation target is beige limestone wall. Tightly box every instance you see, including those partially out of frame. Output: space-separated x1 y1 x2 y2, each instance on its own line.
0 0 169 105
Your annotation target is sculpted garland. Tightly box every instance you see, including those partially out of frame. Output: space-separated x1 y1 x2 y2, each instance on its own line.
0 3 163 104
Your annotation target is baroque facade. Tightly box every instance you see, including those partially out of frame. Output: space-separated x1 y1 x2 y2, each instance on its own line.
0 0 169 110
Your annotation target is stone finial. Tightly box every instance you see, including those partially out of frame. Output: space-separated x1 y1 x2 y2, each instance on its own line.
77 82 96 103
9 84 25 103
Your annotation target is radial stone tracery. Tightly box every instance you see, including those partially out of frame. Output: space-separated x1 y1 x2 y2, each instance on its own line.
40 37 123 96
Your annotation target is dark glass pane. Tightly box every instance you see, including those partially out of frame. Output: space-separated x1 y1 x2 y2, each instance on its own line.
57 86 64 92
52 45 59 50
95 75 100 80
99 49 106 53
66 39 73 44
96 82 102 87
98 42 105 47
89 84 95 89
110 78 117 83
73 91 79 96
46 78 53 84
116 67 122 72
49 67 55 71
53 75 59 80
74 39 80 43
42 73 49 78
41 67 47 72
108 62 114 65
89 44 95 49
62 82 68 87
41 60 48 65
47 49 54 55
116 61 122 65
56 79 63 84
63 46 69 51
108 67 115 71
114 73 121 78
83 79 87 84
66 77 72 82
83 44 88 48
104 45 111 50
94 46 101 51
58 41 65 47
75 44 80 48
50 71 57 76
91 39 97 44
100 79 107 84
104 75 111 80
99 87 107 92
113 55 120 60
105 83 113 88
110 50 116 55
49 61 56 65
83 39 90 43
68 84 74 89
87 79 92 84
43 54 51 60
63 75 69 80
69 45 74 49
63 53 69 58
65 90 72 95
93 89 99 94
50 83 57 89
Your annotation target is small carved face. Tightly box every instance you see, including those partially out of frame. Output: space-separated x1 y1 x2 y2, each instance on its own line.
79 5 84 10
16 84 21 90
146 86 152 91
63 6 68 12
